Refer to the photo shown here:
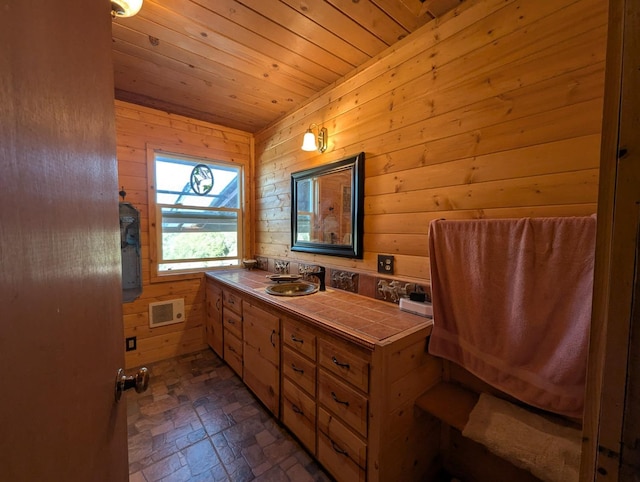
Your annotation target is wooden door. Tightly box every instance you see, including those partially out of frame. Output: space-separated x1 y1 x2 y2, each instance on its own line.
0 2 128 481
582 0 640 479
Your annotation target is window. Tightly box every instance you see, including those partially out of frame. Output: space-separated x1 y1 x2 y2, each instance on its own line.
295 178 315 242
151 151 243 275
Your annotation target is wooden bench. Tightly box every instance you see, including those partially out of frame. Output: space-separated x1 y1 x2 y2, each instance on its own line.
415 382 479 432
415 382 550 482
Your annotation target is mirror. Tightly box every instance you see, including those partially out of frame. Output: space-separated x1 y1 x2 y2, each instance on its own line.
291 152 364 258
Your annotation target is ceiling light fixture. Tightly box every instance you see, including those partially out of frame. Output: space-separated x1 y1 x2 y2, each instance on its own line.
111 0 143 18
301 124 328 153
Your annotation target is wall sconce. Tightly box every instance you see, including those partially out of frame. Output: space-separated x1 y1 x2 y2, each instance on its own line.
301 124 328 153
111 0 143 18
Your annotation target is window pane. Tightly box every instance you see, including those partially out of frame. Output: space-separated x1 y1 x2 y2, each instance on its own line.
160 207 238 261
155 155 240 208
296 214 311 241
297 179 312 211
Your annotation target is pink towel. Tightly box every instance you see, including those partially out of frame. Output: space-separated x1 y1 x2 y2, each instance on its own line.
428 216 596 418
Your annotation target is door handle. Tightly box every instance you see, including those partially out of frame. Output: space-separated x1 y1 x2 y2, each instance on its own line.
115 367 149 402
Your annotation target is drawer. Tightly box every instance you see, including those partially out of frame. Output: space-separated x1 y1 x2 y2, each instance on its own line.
318 369 368 437
283 318 316 361
318 338 369 393
317 407 366 482
224 329 243 376
282 346 316 397
223 290 243 315
223 308 243 340
282 378 316 454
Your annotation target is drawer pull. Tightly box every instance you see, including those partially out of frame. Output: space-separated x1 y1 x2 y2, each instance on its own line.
292 404 304 415
270 329 276 347
227 346 237 355
291 364 304 374
227 318 235 325
290 335 304 344
215 299 221 310
332 356 350 369
331 391 350 407
331 440 349 457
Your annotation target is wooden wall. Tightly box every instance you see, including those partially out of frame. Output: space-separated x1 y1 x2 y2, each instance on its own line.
115 101 253 368
253 0 607 282
115 0 608 367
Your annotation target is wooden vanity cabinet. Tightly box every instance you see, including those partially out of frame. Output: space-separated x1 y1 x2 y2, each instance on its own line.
205 274 443 482
243 301 280 417
204 279 223 357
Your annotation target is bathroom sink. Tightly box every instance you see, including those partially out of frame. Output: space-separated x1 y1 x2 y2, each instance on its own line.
265 281 318 297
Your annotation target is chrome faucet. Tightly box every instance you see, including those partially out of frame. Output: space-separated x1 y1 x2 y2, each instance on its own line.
307 267 326 291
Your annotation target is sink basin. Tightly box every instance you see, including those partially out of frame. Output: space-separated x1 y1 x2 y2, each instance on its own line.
265 281 318 297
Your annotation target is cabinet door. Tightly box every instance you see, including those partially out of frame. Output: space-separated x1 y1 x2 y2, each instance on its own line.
243 302 280 416
205 281 223 357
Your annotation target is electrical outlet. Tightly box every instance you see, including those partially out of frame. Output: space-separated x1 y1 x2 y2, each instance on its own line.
377 254 394 274
125 336 137 352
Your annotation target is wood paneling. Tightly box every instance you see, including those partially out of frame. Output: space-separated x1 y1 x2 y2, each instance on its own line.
115 101 253 369
254 0 606 283
583 0 640 479
111 0 458 132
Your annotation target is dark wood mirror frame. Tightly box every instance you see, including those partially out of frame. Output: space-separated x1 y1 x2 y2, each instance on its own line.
291 152 364 259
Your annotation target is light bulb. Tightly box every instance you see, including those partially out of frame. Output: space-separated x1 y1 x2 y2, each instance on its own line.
301 131 318 151
111 0 143 18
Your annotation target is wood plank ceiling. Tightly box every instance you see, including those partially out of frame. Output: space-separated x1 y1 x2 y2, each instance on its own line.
111 0 462 133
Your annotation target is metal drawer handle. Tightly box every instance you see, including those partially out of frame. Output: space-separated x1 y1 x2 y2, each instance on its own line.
291 364 304 374
331 440 349 457
290 335 304 344
332 356 350 369
270 329 276 347
331 391 350 407
292 404 304 415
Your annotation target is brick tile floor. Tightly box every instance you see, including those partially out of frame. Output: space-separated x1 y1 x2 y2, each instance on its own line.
127 349 332 482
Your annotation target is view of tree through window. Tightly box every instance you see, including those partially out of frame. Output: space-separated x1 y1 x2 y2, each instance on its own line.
154 152 242 272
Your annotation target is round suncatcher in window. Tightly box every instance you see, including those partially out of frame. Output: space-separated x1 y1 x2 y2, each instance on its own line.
190 164 214 195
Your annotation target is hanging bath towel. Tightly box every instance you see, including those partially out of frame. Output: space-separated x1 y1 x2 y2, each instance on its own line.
428 216 596 418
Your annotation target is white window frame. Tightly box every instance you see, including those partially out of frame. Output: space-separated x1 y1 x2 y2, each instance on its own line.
147 147 244 280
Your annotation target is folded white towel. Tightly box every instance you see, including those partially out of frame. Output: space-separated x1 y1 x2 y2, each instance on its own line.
462 393 582 482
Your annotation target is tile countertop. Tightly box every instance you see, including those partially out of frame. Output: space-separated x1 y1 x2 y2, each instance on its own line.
206 269 433 350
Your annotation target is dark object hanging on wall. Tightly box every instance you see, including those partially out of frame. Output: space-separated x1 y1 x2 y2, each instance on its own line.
119 202 142 303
